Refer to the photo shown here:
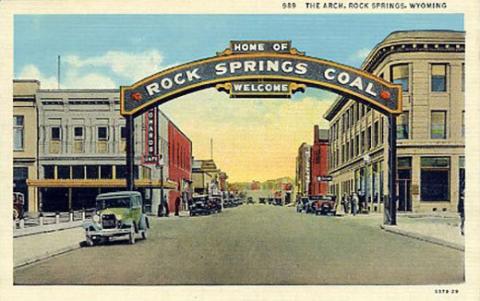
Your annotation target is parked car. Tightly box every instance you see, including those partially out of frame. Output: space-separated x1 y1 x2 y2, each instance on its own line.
273 198 282 206
13 192 25 220
209 195 222 213
83 191 149 246
190 195 211 215
296 197 309 213
313 195 337 216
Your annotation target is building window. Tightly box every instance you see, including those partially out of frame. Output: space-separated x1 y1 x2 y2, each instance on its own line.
461 63 465 92
431 64 447 92
74 127 84 139
116 165 126 179
43 165 55 179
86 165 99 179
97 126 108 140
391 64 409 92
100 165 113 179
72 165 85 179
57 165 70 179
397 111 409 139
431 111 447 139
13 115 24 151
420 157 450 201
355 134 359 156
461 111 465 138
367 126 372 149
373 121 379 146
360 130 365 153
121 126 127 139
51 127 61 140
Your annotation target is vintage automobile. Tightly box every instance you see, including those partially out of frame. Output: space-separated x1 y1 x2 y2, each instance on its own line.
296 197 310 213
190 195 211 216
83 191 149 246
209 195 223 213
312 195 337 216
13 192 25 220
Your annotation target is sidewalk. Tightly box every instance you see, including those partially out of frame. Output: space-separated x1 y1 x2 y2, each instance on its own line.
341 211 464 251
14 227 85 268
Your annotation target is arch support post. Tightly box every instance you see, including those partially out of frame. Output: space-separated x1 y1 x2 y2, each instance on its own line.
384 114 397 225
126 115 135 191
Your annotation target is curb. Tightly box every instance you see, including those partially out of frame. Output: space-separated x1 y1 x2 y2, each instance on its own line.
380 225 464 252
14 242 83 269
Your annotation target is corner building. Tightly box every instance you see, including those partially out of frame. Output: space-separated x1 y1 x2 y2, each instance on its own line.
324 30 465 213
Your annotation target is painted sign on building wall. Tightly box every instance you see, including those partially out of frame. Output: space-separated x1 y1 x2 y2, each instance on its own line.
142 107 158 165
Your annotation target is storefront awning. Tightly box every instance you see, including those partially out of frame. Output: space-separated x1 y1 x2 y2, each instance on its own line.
26 179 177 189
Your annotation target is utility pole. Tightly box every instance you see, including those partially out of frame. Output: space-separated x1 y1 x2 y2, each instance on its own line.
57 55 61 89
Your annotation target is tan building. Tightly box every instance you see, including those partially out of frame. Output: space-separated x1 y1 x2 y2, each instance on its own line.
295 143 311 197
324 30 465 213
13 80 40 213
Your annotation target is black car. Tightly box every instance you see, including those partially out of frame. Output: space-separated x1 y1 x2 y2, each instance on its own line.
189 195 210 216
296 197 310 213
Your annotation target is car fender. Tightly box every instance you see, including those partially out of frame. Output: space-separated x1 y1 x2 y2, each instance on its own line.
139 214 149 230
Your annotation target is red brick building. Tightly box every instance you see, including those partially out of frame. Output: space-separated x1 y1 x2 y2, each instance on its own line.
168 121 192 211
309 125 329 196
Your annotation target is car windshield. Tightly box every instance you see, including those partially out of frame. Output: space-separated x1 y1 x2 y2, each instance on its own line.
96 197 131 209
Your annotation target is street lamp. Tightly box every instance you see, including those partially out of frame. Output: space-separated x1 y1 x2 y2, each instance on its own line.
363 154 371 212
157 155 165 217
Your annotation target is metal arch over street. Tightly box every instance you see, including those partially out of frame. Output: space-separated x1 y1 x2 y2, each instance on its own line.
120 51 402 117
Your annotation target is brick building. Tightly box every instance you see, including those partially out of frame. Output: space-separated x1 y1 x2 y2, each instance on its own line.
309 125 329 196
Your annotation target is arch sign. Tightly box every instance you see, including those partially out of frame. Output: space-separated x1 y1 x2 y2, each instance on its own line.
121 40 401 225
120 40 402 117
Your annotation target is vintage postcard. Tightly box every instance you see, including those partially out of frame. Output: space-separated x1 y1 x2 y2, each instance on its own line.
0 0 479 300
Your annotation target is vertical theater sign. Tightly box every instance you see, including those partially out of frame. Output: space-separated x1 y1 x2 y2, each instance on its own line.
120 40 402 225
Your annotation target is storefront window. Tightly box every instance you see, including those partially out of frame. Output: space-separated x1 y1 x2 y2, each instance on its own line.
100 165 113 179
431 111 447 139
86 165 99 179
391 64 409 92
72 165 85 179
420 157 450 201
44 165 55 179
57 165 70 179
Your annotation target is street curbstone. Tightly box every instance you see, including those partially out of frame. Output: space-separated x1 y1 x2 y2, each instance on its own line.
380 225 464 252
14 242 83 269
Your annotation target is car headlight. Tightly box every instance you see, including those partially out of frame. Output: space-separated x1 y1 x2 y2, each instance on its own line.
93 214 100 223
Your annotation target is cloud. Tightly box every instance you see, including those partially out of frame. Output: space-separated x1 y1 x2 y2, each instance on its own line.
18 64 58 88
17 64 116 89
63 49 165 83
349 47 371 62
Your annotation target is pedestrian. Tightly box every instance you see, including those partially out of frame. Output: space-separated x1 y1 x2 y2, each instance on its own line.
175 197 180 216
352 193 359 216
342 194 348 215
458 191 464 236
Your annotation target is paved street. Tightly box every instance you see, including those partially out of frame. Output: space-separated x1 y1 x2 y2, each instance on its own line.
14 204 464 285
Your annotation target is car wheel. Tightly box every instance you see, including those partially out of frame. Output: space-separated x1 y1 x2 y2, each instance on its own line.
129 227 136 245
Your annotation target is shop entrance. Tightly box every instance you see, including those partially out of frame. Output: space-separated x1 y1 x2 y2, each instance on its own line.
120 40 402 225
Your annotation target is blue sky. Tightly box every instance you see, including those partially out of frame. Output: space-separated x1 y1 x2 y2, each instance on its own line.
14 14 464 181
